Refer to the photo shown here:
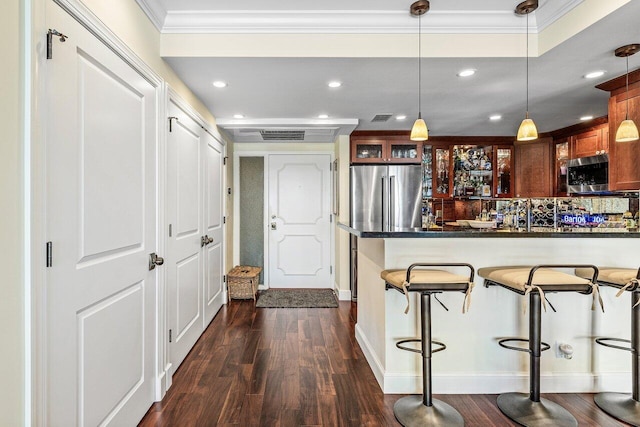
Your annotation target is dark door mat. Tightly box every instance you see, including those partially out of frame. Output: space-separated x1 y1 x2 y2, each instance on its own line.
255 289 338 308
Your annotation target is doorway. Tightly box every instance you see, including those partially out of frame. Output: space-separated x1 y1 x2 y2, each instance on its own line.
235 152 333 289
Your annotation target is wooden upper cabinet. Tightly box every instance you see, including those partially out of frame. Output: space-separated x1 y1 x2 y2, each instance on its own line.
514 138 553 198
597 69 640 191
572 129 602 158
350 137 420 164
609 84 640 190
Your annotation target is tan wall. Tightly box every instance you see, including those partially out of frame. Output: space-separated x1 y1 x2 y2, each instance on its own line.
1 0 24 425
335 135 351 296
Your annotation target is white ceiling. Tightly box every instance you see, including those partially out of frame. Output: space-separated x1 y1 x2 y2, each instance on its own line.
139 0 640 141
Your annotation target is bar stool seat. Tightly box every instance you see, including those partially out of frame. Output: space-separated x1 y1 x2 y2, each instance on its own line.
382 263 474 427
479 265 600 427
576 267 640 426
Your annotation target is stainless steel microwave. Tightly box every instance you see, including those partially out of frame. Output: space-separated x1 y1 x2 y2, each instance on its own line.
566 154 609 194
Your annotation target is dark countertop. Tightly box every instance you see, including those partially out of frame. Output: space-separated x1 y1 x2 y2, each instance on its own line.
338 222 640 238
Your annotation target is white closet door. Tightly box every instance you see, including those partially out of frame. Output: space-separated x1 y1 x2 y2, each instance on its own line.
45 2 158 426
203 132 225 325
166 100 204 372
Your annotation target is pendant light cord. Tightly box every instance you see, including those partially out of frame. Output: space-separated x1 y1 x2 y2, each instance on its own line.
418 12 422 118
625 55 630 120
526 11 529 117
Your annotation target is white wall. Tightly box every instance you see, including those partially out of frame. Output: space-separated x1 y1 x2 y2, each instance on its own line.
1 1 25 425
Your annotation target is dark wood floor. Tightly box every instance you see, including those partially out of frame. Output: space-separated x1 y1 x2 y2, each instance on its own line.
139 301 627 426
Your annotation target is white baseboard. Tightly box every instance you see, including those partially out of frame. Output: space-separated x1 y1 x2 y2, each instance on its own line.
356 325 631 395
336 287 351 301
355 324 385 390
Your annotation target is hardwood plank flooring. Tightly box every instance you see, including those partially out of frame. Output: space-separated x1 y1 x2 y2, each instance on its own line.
139 301 628 426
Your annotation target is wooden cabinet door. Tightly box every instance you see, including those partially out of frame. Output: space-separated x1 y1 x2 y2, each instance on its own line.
351 138 386 163
493 145 514 197
609 84 640 190
514 138 553 197
572 129 600 158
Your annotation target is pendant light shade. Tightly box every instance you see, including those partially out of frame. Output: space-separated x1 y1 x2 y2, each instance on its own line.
517 116 538 141
515 0 538 142
616 119 640 142
614 44 640 142
411 115 429 141
410 0 430 141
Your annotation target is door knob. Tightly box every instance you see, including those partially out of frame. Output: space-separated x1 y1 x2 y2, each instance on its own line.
149 253 164 270
206 236 213 245
271 222 277 230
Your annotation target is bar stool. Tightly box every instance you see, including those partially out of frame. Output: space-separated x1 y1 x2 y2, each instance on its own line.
478 265 600 427
382 263 475 427
576 266 640 426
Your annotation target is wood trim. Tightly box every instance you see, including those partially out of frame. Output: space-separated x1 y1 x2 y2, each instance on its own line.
543 116 608 140
350 131 515 145
596 67 640 92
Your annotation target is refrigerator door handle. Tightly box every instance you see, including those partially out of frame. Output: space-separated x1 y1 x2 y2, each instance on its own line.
381 175 387 231
390 175 396 228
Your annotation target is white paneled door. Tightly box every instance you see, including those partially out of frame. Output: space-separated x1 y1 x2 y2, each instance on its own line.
268 154 332 288
166 101 204 372
202 132 225 324
166 100 225 374
45 3 158 426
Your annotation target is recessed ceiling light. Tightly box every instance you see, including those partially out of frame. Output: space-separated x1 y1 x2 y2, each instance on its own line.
580 115 594 121
396 115 407 121
584 71 605 79
457 69 476 77
318 114 329 119
233 114 244 119
489 114 502 121
328 81 342 88
212 81 227 88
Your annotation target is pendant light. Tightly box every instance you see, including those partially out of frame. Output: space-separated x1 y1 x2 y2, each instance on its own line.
614 44 640 142
410 0 429 141
515 0 538 141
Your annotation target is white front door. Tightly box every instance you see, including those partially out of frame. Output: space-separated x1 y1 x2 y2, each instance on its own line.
267 154 332 288
166 101 204 371
202 132 225 324
45 3 158 426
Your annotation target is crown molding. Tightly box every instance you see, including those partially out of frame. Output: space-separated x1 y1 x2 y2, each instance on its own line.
133 1 585 35
135 0 167 31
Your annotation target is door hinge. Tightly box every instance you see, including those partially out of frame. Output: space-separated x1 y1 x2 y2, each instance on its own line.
46 241 53 267
227 187 232 195
46 29 68 60
169 329 172 343
223 275 226 283
223 216 226 224
330 266 333 274
169 224 172 237
223 156 228 165
330 215 333 223
168 116 178 132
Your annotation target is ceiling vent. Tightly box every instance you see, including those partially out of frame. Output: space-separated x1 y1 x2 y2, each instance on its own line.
260 130 305 141
371 114 392 122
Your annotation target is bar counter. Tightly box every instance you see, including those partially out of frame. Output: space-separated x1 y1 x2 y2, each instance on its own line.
340 221 639 396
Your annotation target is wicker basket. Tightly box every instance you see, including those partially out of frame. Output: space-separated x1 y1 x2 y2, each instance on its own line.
227 265 262 301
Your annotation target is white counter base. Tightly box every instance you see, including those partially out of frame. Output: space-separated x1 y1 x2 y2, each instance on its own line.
355 237 637 394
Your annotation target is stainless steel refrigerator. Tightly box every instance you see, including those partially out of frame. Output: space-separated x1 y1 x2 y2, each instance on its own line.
350 164 423 231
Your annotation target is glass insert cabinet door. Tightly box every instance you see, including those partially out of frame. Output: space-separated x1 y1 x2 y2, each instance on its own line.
389 141 420 163
433 146 450 198
452 145 493 197
494 146 513 197
352 140 384 163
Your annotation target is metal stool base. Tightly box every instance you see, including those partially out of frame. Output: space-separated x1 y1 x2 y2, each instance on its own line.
394 396 464 427
595 392 640 426
497 393 577 427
